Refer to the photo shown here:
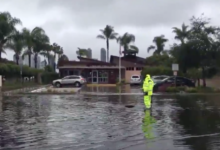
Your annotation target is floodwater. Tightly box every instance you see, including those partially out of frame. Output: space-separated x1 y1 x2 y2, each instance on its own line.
0 87 220 150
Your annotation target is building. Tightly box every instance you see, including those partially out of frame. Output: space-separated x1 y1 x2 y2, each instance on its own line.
87 48 92 58
110 55 145 82
58 56 125 84
100 48 106 62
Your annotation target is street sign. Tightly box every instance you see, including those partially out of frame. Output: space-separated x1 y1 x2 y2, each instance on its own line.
173 71 177 76
172 64 179 71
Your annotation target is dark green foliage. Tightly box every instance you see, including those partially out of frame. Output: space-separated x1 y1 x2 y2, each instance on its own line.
0 63 42 77
41 72 59 84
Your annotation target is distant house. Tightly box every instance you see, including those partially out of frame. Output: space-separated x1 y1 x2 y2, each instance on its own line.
110 55 145 82
58 56 125 84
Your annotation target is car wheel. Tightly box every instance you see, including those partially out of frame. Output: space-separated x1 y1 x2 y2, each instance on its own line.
55 82 61 88
75 82 81 87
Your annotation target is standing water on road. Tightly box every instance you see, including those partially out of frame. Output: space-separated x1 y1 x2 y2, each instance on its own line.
0 93 220 150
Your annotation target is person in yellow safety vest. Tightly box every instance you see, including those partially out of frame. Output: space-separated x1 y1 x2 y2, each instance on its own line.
142 74 154 109
142 110 156 140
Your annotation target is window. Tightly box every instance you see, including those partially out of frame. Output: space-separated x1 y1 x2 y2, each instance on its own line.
63 76 70 79
136 67 143 70
126 67 134 70
69 76 80 79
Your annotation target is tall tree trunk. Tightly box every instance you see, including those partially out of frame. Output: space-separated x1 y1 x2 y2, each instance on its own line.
28 54 31 67
16 54 19 65
54 54 56 71
0 44 2 61
106 39 109 62
202 67 206 87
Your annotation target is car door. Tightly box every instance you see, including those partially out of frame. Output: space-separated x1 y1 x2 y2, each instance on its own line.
61 76 70 85
68 76 80 85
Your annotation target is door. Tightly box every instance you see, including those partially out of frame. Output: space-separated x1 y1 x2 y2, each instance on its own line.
92 70 98 83
61 76 70 84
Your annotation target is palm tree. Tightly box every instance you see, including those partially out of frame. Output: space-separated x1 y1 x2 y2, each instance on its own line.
0 12 22 61
76 48 88 57
32 31 50 68
172 23 191 44
119 33 139 56
147 35 168 55
40 44 52 66
97 25 118 62
5 31 24 65
22 27 48 67
51 43 61 71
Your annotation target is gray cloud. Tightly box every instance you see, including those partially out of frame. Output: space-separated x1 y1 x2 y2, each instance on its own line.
1 0 220 60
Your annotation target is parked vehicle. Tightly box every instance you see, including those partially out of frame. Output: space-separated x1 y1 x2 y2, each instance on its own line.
153 76 195 92
152 75 169 84
130 75 141 85
52 75 86 88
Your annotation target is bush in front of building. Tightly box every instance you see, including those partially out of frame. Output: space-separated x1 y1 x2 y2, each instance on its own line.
41 72 59 84
0 63 43 77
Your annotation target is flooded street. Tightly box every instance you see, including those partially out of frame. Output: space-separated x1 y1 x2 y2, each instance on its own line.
1 87 220 150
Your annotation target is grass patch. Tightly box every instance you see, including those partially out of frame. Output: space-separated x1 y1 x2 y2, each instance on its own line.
2 82 41 91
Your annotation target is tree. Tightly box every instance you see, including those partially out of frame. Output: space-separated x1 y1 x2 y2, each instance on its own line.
32 30 50 68
51 43 62 71
97 25 118 62
119 33 139 56
76 47 88 57
147 35 168 55
5 31 25 65
172 23 191 44
22 27 48 67
0 12 22 61
188 14 219 87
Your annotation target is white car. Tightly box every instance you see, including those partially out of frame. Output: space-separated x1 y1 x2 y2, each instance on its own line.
52 75 86 87
130 75 141 85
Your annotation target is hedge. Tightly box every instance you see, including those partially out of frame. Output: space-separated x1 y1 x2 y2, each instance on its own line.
141 66 184 77
41 72 59 84
141 66 218 79
0 63 43 77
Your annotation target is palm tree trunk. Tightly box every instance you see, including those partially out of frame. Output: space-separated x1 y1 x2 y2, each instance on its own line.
0 44 3 61
106 39 109 62
16 54 19 65
54 54 56 71
202 67 206 87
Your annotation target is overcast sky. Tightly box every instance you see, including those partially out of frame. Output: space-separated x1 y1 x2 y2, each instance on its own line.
1 0 220 61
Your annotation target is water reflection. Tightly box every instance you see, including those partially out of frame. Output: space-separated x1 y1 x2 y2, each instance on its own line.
0 93 220 149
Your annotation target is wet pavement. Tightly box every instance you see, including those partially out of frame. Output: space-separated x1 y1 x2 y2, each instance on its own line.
0 86 220 150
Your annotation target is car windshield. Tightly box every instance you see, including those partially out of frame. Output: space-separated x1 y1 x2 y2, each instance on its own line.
132 76 139 78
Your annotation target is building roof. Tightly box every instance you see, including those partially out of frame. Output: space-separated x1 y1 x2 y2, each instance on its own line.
110 55 146 64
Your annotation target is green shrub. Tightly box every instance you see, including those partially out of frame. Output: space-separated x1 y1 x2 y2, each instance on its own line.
0 63 43 77
141 66 184 77
41 72 59 84
185 87 198 93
